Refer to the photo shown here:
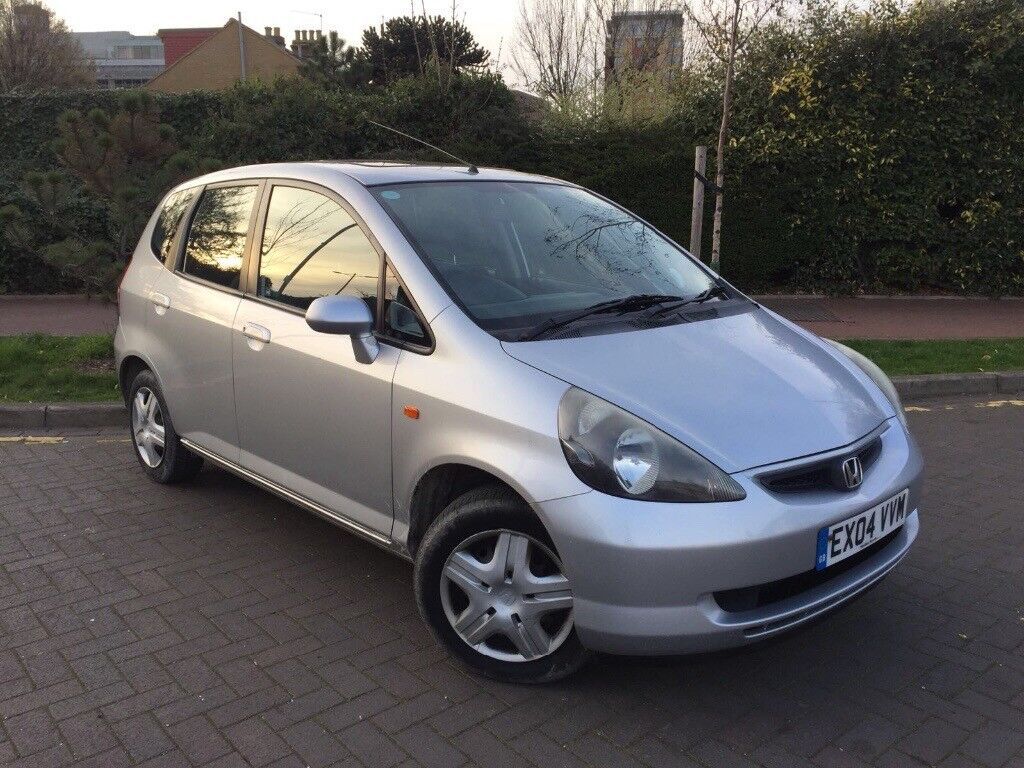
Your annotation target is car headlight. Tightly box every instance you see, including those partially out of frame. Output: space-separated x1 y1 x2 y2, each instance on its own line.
827 340 907 427
557 387 746 502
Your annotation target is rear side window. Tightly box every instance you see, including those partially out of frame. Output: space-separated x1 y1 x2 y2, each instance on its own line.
181 185 258 289
150 188 197 262
257 186 380 311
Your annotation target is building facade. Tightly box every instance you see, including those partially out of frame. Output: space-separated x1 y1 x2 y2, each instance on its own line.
604 10 684 83
145 19 300 94
73 31 165 89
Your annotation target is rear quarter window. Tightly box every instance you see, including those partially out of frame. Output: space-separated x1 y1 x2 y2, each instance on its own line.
150 188 197 262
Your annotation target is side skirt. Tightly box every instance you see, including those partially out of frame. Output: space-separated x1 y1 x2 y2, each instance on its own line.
180 438 411 561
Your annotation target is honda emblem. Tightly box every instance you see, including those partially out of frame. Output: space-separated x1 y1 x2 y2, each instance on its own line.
841 456 864 489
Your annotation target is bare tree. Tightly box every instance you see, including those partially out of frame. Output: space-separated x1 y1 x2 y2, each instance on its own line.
512 0 598 112
0 0 92 94
687 0 783 272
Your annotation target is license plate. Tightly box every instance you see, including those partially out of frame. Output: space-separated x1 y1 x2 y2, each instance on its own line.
815 489 909 570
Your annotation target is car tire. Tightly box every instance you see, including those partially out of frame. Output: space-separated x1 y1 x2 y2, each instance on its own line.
414 485 589 683
127 369 203 484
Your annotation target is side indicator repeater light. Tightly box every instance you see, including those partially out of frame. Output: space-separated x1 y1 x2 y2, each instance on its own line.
403 405 420 420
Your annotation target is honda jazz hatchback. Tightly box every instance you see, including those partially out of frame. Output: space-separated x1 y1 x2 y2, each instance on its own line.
116 162 922 682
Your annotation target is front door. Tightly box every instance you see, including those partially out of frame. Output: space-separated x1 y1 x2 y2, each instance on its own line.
232 183 398 537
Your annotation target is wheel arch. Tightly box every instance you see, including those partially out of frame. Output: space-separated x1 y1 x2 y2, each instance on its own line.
118 354 151 405
405 462 541 559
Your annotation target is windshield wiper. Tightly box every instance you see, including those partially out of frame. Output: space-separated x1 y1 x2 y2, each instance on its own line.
518 294 685 341
644 283 730 318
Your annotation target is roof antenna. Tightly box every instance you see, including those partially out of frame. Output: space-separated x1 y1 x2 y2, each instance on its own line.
367 120 479 175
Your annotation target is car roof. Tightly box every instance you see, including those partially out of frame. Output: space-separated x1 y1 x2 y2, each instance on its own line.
179 161 566 190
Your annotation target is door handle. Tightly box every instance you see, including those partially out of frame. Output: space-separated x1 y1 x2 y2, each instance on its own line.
149 292 170 315
242 323 272 344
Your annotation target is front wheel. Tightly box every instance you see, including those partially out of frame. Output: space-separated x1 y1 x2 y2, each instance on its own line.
414 486 589 683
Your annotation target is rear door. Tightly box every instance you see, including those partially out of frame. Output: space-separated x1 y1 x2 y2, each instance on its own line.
231 181 401 537
149 181 261 460
119 186 199 365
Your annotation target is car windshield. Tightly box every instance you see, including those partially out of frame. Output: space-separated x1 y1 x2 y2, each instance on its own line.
372 181 721 340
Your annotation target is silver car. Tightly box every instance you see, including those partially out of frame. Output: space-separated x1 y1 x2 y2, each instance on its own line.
115 162 922 682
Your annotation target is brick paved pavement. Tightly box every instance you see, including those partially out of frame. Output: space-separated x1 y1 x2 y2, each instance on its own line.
754 296 1024 340
4 294 1023 340
0 296 117 336
1 397 1023 768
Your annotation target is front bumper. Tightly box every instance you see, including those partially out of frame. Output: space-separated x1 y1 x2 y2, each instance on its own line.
536 418 923 655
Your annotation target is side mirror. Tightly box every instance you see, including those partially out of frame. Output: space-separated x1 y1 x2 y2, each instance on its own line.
305 295 379 364
305 295 373 335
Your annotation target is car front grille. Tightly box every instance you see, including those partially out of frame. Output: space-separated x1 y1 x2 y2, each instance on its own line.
713 528 900 613
760 435 883 494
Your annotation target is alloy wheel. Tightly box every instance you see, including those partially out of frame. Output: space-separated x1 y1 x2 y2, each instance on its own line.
132 387 165 468
440 529 574 663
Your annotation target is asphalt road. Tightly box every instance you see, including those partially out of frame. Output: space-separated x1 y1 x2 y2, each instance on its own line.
1 395 1022 768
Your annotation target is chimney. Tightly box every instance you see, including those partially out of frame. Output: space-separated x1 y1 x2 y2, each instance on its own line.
265 26 285 46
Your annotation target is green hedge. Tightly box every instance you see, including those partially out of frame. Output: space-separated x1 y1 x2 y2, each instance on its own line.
730 0 1024 295
2 0 1021 296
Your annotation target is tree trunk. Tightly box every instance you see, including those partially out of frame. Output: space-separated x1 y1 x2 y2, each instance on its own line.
710 0 741 274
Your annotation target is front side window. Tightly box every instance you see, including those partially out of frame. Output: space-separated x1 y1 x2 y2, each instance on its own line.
257 186 380 312
181 185 258 289
382 263 428 345
372 181 721 340
151 188 197 262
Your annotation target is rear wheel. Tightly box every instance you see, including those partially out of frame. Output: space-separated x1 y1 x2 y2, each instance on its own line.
128 370 202 484
414 486 589 683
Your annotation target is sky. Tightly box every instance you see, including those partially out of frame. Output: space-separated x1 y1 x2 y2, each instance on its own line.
46 0 521 78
